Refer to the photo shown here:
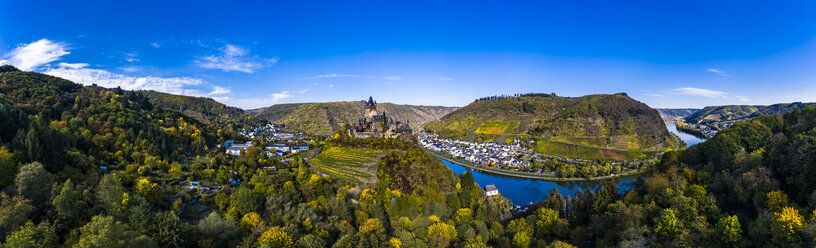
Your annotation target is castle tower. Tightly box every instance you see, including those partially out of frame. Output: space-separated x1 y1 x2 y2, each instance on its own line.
365 96 377 119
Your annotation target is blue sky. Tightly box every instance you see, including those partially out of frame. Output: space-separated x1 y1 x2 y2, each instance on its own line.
1 0 815 109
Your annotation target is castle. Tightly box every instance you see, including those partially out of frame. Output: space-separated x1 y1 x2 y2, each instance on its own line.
351 96 413 138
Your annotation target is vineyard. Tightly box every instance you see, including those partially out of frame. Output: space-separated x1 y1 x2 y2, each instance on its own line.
309 146 382 184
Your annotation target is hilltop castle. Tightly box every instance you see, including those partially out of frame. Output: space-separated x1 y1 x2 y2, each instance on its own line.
351 96 412 138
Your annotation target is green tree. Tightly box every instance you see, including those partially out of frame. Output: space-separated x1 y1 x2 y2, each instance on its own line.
653 208 678 239
771 206 803 244
135 178 161 203
716 215 741 244
0 147 17 188
75 215 156 248
0 194 34 239
536 208 559 237
545 240 576 248
766 190 789 213
153 211 182 247
53 179 86 222
227 187 263 220
15 162 51 208
196 213 237 248
512 231 531 248
258 226 293 248
427 222 457 247
3 221 56 248
296 234 325 248
543 188 564 213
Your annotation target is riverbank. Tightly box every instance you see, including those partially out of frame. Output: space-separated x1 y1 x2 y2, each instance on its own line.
429 151 648 182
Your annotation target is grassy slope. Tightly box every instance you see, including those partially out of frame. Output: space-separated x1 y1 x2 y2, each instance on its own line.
425 93 676 150
255 101 458 136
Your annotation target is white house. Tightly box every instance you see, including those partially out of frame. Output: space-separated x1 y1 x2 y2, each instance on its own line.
485 184 499 196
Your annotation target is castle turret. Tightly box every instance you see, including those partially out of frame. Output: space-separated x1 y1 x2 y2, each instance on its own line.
365 96 377 119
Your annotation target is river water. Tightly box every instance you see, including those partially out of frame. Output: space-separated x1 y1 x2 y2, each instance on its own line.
438 123 705 205
666 123 705 146
440 159 637 205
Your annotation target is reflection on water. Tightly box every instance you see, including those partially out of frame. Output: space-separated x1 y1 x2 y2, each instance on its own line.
666 123 706 147
440 159 637 205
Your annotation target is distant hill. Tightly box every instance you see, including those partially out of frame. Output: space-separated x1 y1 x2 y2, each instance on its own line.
141 90 262 129
254 100 457 136
683 102 816 125
680 102 816 137
682 105 763 125
656 108 700 121
424 93 676 150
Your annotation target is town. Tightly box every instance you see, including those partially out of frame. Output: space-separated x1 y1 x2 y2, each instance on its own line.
418 132 532 169
221 124 311 157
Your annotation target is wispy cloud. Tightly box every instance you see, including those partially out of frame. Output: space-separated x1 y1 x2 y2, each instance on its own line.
735 96 750 102
644 93 664 97
672 87 729 98
208 86 231 95
439 77 455 81
57 62 89 69
214 89 310 109
300 74 404 81
0 39 69 71
195 44 278 73
707 68 729 78
150 42 161 48
45 64 207 96
124 53 139 62
119 66 141 72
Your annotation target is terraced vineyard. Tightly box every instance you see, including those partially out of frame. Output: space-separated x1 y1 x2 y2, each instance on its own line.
535 138 654 161
309 146 382 184
475 121 519 135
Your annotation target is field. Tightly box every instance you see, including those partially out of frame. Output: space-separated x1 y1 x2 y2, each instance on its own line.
309 146 382 184
475 121 520 135
535 138 651 161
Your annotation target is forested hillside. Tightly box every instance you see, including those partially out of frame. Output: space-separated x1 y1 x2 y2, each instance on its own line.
255 101 457 136
425 93 676 149
141 90 263 131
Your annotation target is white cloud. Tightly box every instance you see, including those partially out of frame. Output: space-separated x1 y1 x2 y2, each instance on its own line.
672 87 729 98
644 93 664 97
735 96 750 102
194 44 278 73
57 62 89 69
707 68 729 78
208 86 231 95
45 65 204 96
120 66 141 72
124 53 139 62
439 77 455 81
328 84 335 88
300 74 404 81
0 39 69 71
150 42 161 48
212 89 311 109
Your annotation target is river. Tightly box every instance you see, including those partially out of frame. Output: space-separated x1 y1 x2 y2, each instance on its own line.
438 123 705 205
665 123 706 147
440 159 637 205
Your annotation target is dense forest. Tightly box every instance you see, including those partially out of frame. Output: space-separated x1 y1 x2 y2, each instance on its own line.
3 65 816 247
